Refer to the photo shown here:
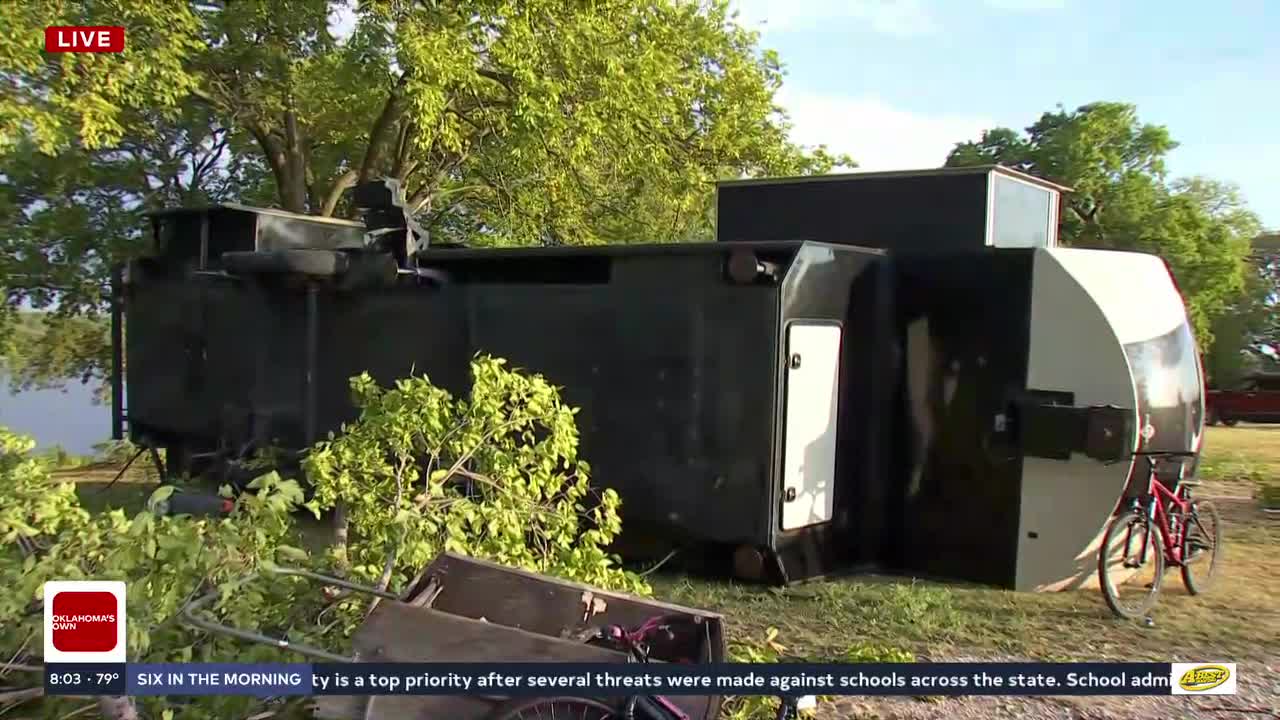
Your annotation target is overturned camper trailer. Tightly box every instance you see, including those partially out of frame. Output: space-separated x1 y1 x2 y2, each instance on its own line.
114 166 1205 592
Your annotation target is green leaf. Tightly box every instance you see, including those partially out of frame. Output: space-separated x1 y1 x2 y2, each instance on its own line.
276 545 309 562
149 485 176 504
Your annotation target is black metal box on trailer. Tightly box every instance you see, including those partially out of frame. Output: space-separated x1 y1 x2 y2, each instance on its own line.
146 203 368 271
715 165 1069 251
122 206 368 453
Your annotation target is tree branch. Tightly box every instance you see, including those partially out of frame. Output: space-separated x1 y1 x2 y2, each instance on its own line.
190 128 230 194
320 170 359 217
476 67 515 92
0 686 42 705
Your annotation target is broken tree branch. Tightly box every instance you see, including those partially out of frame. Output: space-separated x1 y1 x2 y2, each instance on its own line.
320 170 360 217
0 686 43 705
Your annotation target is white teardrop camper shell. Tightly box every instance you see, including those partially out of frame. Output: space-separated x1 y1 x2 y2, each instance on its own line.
1018 247 1204 591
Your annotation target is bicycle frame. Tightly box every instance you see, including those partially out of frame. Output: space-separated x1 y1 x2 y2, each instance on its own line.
1121 454 1196 567
1145 477 1189 564
606 617 802 720
1097 449 1221 621
599 617 694 720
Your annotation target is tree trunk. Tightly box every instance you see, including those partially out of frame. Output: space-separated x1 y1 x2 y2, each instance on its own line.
281 109 310 213
359 74 412 183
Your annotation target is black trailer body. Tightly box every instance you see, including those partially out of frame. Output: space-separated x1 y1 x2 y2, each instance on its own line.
116 168 1205 590
406 242 896 583
121 223 893 583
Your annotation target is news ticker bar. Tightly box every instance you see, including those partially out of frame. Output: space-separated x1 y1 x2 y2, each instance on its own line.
44 662 1207 697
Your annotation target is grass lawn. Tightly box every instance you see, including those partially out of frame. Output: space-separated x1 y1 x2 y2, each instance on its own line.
49 426 1280 718
657 426 1278 661
659 426 1280 718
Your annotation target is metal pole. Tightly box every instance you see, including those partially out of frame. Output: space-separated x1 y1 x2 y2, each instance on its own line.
110 263 125 441
304 283 318 446
179 565 399 663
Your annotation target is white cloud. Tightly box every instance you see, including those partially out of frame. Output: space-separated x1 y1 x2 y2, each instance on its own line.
732 0 938 37
777 88 996 170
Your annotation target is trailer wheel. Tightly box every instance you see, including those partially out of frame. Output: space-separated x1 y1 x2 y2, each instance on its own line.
733 545 767 581
223 249 349 278
1205 408 1219 426
1220 416 1239 427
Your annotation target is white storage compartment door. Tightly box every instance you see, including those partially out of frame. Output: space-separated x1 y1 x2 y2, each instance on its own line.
780 322 842 531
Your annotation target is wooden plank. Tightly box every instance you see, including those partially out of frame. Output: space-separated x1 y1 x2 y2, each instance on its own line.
353 603 630 663
420 553 724 624
416 554 724 719
418 554 726 660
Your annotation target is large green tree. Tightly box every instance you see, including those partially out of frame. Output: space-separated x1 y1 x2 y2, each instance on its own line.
1252 235 1280 358
946 102 1258 347
1 0 844 390
0 1 202 153
1205 233 1280 386
0 104 247 393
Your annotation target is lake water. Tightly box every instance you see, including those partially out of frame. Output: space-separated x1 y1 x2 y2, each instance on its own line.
0 373 111 455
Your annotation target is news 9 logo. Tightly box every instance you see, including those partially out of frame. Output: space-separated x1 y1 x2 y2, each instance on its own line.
43 581 127 663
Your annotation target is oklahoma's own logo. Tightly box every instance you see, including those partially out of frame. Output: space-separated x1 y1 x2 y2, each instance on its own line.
43 581 127 663
44 26 125 53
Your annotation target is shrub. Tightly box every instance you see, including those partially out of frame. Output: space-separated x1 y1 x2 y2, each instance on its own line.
2 425 323 719
304 355 648 596
0 356 647 717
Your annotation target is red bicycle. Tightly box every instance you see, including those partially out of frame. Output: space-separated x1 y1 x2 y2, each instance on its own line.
1097 451 1222 620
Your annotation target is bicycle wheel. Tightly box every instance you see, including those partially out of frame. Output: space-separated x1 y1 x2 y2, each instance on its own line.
487 697 619 720
1097 508 1165 620
1180 499 1222 595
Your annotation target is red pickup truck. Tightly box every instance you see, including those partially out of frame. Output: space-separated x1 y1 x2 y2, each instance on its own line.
1206 372 1280 426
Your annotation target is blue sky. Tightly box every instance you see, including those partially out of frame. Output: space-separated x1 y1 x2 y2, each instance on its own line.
735 0 1279 229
